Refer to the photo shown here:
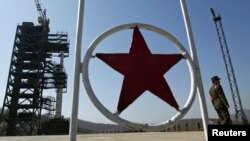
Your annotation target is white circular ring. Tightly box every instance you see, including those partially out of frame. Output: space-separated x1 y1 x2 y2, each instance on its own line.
82 23 197 131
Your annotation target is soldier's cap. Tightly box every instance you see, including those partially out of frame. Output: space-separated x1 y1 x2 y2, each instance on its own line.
211 75 220 81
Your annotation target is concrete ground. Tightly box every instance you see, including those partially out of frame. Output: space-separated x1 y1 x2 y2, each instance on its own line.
0 131 205 141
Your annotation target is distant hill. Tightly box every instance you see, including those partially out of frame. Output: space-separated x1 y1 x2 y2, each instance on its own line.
243 109 250 121
77 119 129 133
230 109 250 122
76 118 205 133
75 111 250 133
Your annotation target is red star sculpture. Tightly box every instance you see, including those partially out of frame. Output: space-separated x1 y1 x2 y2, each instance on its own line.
96 26 183 113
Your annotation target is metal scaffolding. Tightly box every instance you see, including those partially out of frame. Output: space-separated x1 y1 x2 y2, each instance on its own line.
0 21 69 135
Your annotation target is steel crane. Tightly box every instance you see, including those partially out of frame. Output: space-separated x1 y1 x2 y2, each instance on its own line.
35 0 50 32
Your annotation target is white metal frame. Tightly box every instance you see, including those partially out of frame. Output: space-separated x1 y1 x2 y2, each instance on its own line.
70 0 208 140
82 23 197 131
180 0 208 140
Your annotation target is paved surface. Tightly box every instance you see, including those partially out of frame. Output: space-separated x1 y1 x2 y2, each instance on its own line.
0 132 205 141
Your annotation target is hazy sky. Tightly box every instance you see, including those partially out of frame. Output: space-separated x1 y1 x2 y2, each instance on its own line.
0 0 250 124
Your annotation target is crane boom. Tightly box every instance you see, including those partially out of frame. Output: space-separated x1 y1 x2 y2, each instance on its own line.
210 8 249 125
35 0 49 32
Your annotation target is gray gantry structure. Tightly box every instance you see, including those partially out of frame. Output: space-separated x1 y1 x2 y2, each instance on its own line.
0 3 69 135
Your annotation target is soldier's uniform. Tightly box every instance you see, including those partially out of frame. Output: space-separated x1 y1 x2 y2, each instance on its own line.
209 76 232 125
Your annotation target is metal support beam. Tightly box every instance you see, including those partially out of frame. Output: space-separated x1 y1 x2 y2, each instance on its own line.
180 0 209 141
69 0 85 141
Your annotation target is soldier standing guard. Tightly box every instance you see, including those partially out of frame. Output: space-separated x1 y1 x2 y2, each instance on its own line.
209 75 232 125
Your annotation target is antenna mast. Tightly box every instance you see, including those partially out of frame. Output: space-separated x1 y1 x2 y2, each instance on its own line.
210 8 249 125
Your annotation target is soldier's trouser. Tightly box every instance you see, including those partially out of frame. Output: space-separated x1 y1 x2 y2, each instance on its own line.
215 107 231 125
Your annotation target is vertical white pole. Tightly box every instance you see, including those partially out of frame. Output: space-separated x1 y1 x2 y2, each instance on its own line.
180 0 208 141
69 0 85 141
55 51 64 118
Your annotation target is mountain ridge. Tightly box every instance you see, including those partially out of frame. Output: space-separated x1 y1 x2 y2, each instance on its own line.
75 109 250 133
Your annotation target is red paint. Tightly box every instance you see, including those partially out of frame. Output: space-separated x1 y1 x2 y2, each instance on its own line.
96 26 183 113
